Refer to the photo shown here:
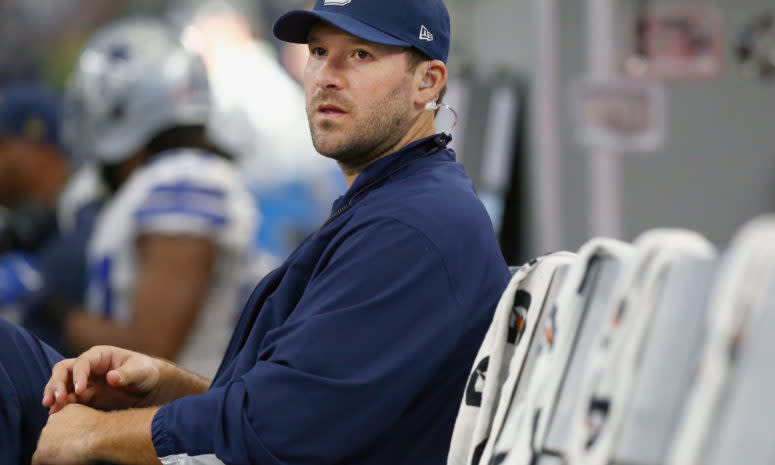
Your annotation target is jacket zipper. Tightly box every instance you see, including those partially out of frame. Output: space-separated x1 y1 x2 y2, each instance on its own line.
319 134 451 231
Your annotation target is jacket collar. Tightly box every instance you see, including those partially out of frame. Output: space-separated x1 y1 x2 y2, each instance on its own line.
332 133 453 212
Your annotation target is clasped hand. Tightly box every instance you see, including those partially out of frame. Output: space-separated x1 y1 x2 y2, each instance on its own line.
32 346 169 465
34 345 210 464
42 345 166 414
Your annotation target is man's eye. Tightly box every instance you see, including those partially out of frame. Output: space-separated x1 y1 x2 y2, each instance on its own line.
355 50 372 59
310 47 326 57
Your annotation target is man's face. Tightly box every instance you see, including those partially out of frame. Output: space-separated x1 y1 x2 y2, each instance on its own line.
304 23 418 170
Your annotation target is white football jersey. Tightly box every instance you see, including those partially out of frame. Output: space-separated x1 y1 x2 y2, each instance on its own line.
86 149 257 377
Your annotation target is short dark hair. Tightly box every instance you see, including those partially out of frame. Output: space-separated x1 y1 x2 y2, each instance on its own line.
406 49 447 112
144 125 232 160
406 48 428 72
100 125 233 194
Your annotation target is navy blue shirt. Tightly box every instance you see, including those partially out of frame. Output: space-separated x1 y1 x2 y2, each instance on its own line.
152 135 511 464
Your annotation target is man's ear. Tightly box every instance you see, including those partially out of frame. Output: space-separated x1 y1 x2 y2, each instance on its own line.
415 60 447 107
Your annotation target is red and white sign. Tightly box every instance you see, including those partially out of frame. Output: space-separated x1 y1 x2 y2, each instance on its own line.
625 4 724 81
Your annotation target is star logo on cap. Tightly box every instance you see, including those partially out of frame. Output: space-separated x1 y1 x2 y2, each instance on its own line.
419 25 434 42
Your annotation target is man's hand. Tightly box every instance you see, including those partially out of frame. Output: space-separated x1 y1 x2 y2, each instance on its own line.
42 345 211 414
42 345 166 413
31 403 102 465
32 403 163 465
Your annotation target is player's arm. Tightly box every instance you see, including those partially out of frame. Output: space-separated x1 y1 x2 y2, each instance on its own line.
63 234 217 360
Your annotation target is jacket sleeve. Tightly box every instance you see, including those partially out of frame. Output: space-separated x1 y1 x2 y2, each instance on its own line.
0 318 63 465
152 218 465 464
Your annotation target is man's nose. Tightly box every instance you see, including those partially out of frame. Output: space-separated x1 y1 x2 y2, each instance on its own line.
314 55 346 91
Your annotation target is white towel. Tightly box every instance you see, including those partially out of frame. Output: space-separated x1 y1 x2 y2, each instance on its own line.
566 228 714 465
447 252 575 465
490 238 634 465
667 215 775 465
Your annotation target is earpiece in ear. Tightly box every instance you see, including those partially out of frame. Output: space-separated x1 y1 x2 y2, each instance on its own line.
420 61 433 89
425 90 440 111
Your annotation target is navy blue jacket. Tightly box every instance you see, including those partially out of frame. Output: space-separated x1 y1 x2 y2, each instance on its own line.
0 318 63 465
152 134 511 464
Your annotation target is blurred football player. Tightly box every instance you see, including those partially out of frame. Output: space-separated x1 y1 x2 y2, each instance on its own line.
53 16 257 377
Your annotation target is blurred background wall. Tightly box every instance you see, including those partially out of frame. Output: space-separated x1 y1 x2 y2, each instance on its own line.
450 0 775 261
553 0 775 255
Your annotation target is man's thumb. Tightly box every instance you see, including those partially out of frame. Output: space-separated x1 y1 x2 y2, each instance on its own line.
107 358 158 391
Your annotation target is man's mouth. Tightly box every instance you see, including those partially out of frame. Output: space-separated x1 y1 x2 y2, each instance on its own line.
316 104 348 117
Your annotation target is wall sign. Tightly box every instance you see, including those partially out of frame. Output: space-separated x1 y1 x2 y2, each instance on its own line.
625 4 724 81
572 79 666 152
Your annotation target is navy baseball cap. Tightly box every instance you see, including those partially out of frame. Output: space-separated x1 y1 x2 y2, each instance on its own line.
0 84 61 147
273 0 451 63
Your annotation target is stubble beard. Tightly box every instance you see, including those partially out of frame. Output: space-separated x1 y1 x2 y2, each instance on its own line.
307 79 414 172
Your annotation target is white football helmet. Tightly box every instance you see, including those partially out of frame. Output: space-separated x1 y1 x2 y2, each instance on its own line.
62 17 211 164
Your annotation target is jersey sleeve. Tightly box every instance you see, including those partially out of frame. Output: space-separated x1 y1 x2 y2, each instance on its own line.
129 155 256 255
133 179 231 237
151 218 464 465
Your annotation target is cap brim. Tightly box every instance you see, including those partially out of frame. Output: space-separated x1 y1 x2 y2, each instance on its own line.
273 10 410 48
